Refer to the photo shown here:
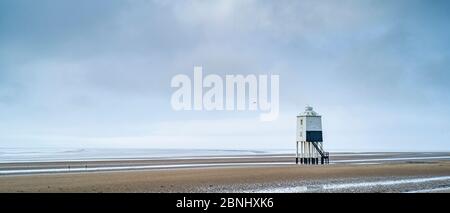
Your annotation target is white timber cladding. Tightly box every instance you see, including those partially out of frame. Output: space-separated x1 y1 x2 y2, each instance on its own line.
296 106 322 142
296 116 304 141
305 116 322 131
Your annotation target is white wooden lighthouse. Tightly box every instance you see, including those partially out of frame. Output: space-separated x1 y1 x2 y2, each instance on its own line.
296 106 329 165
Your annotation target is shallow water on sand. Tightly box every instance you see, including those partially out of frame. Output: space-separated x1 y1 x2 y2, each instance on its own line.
233 176 450 193
0 148 290 163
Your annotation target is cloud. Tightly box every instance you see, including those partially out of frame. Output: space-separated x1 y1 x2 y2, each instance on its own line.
0 0 449 150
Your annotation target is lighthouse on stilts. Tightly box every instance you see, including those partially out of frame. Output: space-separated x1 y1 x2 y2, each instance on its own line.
296 106 329 165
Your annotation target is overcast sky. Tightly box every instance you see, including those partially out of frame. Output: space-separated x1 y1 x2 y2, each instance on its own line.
1 0 449 151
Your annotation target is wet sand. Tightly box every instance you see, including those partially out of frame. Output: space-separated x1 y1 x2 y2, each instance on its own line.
0 156 449 193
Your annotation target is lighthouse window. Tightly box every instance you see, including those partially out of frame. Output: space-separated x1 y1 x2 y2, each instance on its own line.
300 119 303 125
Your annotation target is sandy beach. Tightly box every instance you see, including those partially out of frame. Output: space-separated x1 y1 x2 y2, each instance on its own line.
0 152 449 193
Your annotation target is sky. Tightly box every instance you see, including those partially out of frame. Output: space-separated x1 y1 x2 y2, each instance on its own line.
0 0 449 151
